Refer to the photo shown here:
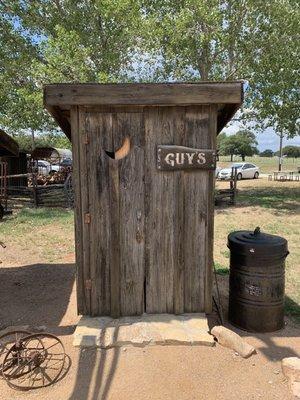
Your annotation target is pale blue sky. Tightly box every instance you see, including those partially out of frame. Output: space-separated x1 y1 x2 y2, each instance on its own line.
224 122 300 152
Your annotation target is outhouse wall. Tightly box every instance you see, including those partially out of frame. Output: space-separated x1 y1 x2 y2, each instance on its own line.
71 104 217 317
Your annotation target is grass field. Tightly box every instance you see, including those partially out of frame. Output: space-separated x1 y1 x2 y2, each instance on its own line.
0 178 299 323
218 156 299 174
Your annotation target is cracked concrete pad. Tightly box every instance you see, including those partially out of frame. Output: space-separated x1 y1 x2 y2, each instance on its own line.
73 314 214 348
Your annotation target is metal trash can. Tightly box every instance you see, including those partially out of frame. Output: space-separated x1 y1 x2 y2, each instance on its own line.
228 227 289 332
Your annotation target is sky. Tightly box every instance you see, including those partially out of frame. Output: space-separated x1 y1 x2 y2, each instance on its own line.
224 122 300 152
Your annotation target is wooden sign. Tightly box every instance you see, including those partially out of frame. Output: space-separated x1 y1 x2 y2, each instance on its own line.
157 145 216 171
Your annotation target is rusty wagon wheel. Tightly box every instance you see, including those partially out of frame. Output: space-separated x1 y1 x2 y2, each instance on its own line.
0 330 32 376
2 333 66 391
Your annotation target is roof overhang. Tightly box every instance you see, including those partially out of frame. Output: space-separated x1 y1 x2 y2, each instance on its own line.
0 129 19 157
44 82 244 141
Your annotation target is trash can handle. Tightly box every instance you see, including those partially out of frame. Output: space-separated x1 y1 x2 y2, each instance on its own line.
254 227 260 236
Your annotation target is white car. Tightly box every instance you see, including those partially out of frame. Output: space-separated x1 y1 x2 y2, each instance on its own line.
37 160 60 176
218 162 259 180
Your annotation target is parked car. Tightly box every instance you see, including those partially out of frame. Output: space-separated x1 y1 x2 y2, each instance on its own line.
37 160 51 175
218 162 259 180
37 160 59 175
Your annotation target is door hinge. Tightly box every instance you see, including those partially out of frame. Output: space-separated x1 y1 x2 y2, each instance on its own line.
84 213 91 224
85 279 92 290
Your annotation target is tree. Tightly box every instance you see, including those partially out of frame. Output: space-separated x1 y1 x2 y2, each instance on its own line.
141 0 300 138
216 132 227 155
260 149 274 158
1 0 299 144
0 0 142 139
222 130 258 161
282 146 300 159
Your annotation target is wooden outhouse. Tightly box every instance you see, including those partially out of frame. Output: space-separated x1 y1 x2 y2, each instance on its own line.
44 82 244 317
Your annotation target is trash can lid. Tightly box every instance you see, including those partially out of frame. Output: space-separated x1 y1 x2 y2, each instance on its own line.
227 227 288 257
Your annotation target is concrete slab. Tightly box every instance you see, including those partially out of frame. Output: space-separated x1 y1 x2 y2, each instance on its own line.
73 313 214 348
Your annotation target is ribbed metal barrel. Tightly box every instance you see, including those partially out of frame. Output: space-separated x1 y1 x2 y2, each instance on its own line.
228 227 289 332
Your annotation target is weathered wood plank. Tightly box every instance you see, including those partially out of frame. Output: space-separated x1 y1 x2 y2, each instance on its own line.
183 105 210 312
172 108 186 315
70 106 85 314
109 155 121 318
45 105 72 140
115 112 145 316
88 111 112 316
0 129 19 157
205 104 218 313
78 106 91 314
44 82 243 106
144 107 176 314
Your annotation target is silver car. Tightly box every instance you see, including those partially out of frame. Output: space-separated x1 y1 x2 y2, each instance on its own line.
218 162 259 180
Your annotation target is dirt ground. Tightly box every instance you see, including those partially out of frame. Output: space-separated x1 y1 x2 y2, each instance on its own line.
0 254 299 400
0 178 299 400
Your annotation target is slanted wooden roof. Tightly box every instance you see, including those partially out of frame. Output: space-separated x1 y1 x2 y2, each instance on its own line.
0 129 19 157
31 147 72 161
43 82 244 140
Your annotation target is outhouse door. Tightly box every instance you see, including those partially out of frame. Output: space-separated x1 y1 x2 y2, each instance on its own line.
72 104 217 317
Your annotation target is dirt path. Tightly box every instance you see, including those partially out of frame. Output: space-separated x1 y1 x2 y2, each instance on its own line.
0 257 299 400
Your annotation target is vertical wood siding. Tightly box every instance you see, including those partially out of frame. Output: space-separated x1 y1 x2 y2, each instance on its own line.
73 105 217 316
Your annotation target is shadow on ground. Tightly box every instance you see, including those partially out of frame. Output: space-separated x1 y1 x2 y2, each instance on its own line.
69 329 121 400
237 186 299 213
0 263 76 336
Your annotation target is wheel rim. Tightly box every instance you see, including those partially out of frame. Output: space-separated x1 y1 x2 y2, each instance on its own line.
0 331 32 376
2 333 66 391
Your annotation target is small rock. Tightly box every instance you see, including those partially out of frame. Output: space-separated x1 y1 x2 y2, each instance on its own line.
282 357 300 382
273 370 280 375
291 381 300 399
282 357 300 399
211 326 256 358
123 348 127 352
268 380 273 384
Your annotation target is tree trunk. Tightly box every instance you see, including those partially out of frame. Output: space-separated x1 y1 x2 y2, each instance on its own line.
230 154 233 162
278 132 283 171
31 129 36 150
241 154 245 161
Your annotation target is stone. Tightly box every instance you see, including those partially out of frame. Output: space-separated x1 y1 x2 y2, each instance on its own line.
282 357 300 398
291 381 300 399
73 314 214 348
211 325 256 358
282 357 300 383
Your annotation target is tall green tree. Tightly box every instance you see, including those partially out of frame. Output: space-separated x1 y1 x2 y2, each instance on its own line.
221 130 258 161
141 0 300 138
0 0 142 141
281 146 300 159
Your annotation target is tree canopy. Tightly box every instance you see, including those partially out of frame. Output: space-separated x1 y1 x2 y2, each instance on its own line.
281 146 300 158
259 149 274 158
0 0 299 144
218 130 258 161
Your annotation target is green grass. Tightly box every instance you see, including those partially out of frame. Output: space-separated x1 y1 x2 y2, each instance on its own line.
218 156 299 174
214 262 229 275
238 186 299 213
0 207 74 263
0 207 74 236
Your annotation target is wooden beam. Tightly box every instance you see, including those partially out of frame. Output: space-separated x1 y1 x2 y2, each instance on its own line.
44 82 243 107
45 105 72 140
0 129 19 157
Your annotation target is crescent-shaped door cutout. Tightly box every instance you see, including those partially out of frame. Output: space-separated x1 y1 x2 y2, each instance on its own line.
105 137 131 160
